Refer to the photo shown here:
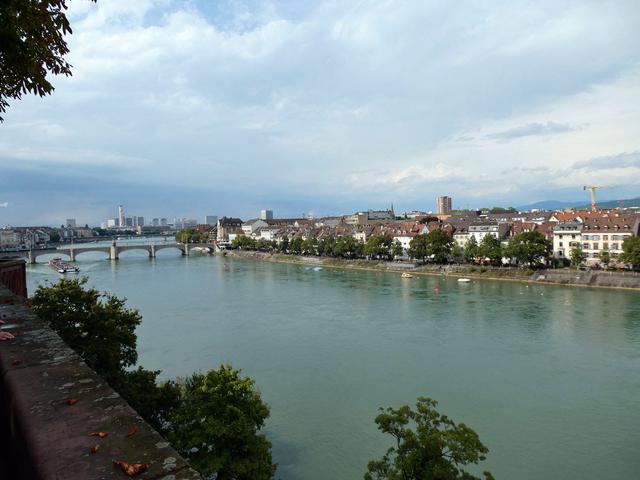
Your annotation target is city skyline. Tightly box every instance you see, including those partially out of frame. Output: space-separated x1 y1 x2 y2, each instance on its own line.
1 1 639 225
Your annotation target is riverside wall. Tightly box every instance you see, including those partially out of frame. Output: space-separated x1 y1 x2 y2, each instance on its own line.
224 250 640 290
0 282 201 480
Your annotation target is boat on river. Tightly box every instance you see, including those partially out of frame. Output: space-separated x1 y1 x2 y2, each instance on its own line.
457 278 471 283
48 258 79 274
401 272 414 278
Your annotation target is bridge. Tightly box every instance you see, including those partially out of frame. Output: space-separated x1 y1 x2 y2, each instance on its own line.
12 241 215 264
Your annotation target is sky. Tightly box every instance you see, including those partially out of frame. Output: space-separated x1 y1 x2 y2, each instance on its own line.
1 0 639 226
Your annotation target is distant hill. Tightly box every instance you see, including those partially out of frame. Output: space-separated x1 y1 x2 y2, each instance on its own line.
518 197 640 211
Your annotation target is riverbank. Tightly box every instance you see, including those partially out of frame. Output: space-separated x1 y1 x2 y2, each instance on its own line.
221 250 640 290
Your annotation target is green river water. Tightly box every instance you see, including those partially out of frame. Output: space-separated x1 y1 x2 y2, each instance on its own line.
25 242 640 479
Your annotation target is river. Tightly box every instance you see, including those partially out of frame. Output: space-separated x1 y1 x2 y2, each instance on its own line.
25 240 640 479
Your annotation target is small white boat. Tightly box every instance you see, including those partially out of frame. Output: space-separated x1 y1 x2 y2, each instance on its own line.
457 278 471 283
401 272 413 278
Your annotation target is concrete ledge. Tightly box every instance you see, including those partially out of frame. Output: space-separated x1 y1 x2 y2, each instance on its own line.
0 286 201 480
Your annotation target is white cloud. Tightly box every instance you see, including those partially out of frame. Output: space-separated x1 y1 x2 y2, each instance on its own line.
1 0 639 223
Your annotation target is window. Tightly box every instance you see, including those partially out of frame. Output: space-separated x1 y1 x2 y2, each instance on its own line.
603 235 608 240
603 243 609 250
571 234 576 239
582 243 589 249
593 243 599 250
559 242 563 247
592 235 600 240
612 243 619 250
583 235 590 240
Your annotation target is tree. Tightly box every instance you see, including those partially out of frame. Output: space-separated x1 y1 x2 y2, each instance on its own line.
31 277 140 379
620 236 640 269
289 236 303 254
463 237 479 263
599 248 610 267
279 235 289 253
365 235 393 260
504 231 551 267
0 0 96 121
477 235 503 264
450 243 464 264
570 245 586 268
365 397 494 480
168 365 276 480
408 235 429 262
392 240 403 259
176 228 206 244
426 229 453 263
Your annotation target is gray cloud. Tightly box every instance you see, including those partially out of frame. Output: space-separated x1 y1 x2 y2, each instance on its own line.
573 151 640 170
487 122 577 141
1 0 640 222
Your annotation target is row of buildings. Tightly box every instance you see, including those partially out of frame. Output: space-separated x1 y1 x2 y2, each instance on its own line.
213 205 640 266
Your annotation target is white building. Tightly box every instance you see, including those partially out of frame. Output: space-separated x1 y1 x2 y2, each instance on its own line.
468 222 509 243
552 221 582 259
242 219 269 236
260 210 273 221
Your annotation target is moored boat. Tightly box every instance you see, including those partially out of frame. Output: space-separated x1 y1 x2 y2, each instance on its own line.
401 272 413 278
457 278 471 283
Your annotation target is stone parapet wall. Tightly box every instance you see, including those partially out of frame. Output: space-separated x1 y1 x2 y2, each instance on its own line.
0 285 201 480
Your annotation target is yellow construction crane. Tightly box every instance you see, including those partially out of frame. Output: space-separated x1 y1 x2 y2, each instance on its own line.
583 185 606 211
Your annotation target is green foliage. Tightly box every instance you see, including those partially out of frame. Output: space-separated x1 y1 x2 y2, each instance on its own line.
570 245 586 268
279 235 289 253
31 278 140 378
289 236 303 254
463 237 479 263
599 248 610 266
111 367 182 433
365 397 494 480
409 230 453 263
176 228 208 244
392 240 404 259
620 236 640 268
168 365 276 480
232 235 256 250
0 0 96 121
450 243 464 263
478 235 503 263
488 207 517 214
364 235 393 260
504 231 551 267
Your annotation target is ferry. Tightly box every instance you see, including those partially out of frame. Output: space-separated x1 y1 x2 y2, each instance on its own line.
48 258 79 274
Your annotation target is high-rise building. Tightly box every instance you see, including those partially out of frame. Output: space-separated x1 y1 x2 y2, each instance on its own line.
106 218 117 228
160 218 167 227
125 217 134 227
437 196 452 215
152 218 160 227
66 218 76 228
134 216 145 227
118 205 125 227
205 215 218 226
260 209 273 220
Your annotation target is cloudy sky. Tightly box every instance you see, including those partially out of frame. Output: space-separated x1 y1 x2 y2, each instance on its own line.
1 0 639 226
